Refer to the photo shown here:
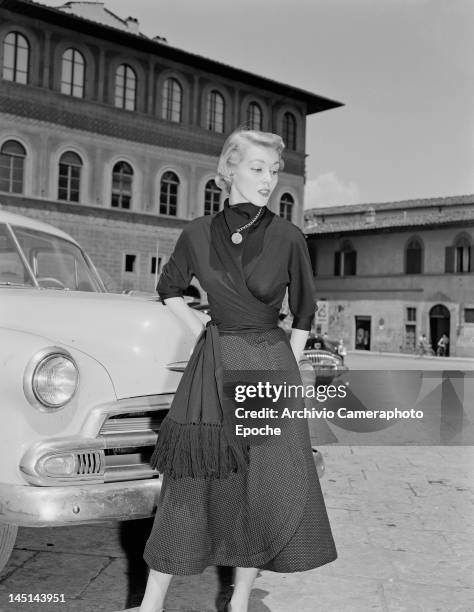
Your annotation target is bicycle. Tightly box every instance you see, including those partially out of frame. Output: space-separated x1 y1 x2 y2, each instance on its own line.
417 343 435 357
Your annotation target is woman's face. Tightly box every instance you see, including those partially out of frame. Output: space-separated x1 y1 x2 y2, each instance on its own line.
229 144 280 207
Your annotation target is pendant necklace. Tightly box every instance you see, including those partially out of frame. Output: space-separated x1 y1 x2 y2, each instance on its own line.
231 206 263 244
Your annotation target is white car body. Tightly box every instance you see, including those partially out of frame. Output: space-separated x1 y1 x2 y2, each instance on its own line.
0 208 207 570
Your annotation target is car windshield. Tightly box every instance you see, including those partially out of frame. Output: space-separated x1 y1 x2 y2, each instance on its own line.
0 222 104 291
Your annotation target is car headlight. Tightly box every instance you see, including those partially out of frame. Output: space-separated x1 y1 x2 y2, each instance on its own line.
24 348 79 411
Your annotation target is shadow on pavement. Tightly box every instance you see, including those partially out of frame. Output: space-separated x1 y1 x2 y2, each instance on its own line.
118 518 153 609
248 587 272 612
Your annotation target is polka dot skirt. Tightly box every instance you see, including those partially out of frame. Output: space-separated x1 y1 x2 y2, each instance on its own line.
143 328 338 575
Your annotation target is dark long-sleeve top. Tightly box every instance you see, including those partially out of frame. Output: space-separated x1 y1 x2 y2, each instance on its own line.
157 200 317 331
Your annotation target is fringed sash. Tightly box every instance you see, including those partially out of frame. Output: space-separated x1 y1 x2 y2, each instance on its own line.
150 321 252 480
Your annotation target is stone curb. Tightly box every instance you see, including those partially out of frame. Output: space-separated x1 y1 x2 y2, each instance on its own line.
347 349 474 362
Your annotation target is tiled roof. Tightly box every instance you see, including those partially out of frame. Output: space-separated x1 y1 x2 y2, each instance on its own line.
305 194 474 216
304 195 474 234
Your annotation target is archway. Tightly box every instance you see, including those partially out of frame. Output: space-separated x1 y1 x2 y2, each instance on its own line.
429 304 450 356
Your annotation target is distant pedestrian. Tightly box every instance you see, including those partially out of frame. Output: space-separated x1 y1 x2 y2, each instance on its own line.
355 327 365 350
337 338 347 364
436 333 449 357
418 333 426 356
417 333 431 357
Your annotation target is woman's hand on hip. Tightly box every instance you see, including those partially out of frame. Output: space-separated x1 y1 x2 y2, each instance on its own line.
161 296 206 337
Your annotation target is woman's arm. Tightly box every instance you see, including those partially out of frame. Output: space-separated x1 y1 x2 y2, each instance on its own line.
162 297 206 338
157 228 206 339
287 227 317 362
290 328 309 362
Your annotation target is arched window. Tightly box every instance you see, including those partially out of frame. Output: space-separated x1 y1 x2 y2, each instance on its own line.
405 237 423 274
2 32 29 84
279 193 294 221
0 140 26 193
160 171 179 216
247 102 262 131
114 64 136 110
204 179 221 215
446 235 472 273
207 90 225 133
61 48 85 98
282 112 297 150
430 304 450 318
111 161 133 209
162 77 182 122
335 240 357 276
58 151 82 202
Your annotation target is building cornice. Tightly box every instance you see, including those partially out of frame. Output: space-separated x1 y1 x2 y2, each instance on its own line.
305 195 474 236
305 194 474 218
305 217 474 238
0 193 190 229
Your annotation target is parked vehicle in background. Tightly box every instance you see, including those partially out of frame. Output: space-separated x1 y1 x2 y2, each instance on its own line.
0 209 325 573
287 331 347 382
305 334 339 354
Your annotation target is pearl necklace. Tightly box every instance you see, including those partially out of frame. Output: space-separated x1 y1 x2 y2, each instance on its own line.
230 206 263 244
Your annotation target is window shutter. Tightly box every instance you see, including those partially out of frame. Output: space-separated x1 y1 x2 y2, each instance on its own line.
350 250 357 275
445 246 454 273
307 240 317 275
406 248 422 274
334 251 341 276
469 246 473 273
343 250 357 276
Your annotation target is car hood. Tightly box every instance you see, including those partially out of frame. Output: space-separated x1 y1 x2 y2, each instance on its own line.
1 289 199 398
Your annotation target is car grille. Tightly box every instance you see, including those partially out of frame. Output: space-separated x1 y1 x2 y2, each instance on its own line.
99 412 165 482
99 413 165 434
303 350 340 366
76 451 104 475
97 395 174 483
20 394 173 486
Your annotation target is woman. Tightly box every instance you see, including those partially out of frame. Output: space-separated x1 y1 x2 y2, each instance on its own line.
140 129 337 612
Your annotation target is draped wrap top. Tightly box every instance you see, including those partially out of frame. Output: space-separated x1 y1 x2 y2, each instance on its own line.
157 200 317 332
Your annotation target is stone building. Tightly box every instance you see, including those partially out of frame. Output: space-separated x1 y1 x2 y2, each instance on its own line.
304 195 474 357
0 0 341 294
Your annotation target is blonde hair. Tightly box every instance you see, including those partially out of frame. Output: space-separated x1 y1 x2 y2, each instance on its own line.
215 128 285 194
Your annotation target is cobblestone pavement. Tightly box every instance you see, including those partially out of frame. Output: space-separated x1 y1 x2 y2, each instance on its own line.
1 353 473 611
1 445 473 612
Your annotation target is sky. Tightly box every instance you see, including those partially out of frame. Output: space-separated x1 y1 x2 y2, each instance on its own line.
36 0 474 208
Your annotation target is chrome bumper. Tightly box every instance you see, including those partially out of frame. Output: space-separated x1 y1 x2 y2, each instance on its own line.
0 479 161 527
1 449 324 528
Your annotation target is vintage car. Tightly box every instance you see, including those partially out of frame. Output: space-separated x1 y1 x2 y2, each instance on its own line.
0 208 325 572
302 334 347 381
276 328 347 382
